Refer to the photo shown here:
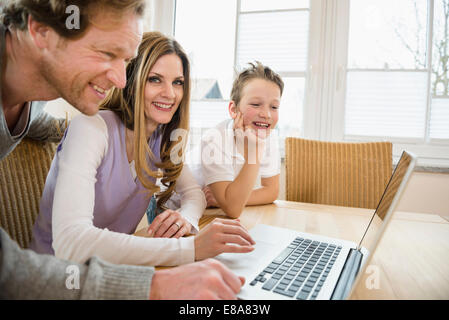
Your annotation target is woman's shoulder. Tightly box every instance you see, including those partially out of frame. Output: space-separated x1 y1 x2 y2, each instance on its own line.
60 112 110 158
69 112 107 133
97 109 116 119
98 110 128 133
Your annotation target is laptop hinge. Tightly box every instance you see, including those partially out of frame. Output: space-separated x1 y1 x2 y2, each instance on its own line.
330 248 363 300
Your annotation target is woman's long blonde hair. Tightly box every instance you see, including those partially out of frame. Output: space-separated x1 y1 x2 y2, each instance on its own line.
100 31 190 210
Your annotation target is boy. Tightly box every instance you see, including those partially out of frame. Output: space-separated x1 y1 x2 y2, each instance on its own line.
190 62 283 218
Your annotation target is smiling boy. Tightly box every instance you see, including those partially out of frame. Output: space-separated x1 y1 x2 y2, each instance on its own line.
190 62 284 218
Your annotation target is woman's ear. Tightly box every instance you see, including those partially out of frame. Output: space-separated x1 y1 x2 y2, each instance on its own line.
228 101 238 119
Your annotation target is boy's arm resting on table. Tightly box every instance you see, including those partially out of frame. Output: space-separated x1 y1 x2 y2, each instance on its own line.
246 174 280 205
208 161 260 219
208 174 279 218
243 131 281 206
0 228 153 300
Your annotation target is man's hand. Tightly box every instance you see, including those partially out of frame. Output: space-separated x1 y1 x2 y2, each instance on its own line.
149 259 245 299
194 218 255 261
147 209 192 238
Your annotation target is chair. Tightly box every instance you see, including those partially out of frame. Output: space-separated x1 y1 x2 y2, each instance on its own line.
0 138 57 248
285 137 392 209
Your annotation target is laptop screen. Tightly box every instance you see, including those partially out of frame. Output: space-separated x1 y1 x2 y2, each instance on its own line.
357 151 415 251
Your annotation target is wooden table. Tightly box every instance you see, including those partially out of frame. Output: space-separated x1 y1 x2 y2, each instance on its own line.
137 200 449 299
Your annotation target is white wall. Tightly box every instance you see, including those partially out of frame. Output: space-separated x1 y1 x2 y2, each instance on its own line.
396 171 449 217
43 98 80 119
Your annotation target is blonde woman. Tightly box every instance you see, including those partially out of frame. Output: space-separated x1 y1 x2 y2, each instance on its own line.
30 32 255 266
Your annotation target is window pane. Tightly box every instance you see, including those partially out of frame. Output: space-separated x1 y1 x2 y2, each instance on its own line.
345 71 428 138
241 0 309 12
430 98 449 139
431 0 449 96
189 100 229 129
237 11 309 72
429 0 449 140
278 77 305 138
175 0 236 100
176 0 307 138
348 0 428 69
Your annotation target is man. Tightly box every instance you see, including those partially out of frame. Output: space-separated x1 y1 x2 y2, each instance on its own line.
0 0 246 300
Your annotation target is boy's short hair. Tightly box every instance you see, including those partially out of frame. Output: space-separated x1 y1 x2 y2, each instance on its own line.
230 61 284 106
0 0 145 39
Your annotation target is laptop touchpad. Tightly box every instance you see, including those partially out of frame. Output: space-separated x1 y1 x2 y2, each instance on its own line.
215 224 293 278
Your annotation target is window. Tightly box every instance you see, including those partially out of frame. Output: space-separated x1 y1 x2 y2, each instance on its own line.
172 0 449 167
429 0 449 140
174 0 310 146
331 0 449 167
174 0 236 130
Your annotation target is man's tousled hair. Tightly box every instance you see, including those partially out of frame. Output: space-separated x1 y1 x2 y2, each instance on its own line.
0 0 145 39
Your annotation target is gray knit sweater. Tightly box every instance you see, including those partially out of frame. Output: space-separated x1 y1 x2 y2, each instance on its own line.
0 228 154 299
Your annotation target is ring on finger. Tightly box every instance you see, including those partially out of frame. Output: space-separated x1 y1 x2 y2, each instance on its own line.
174 222 181 229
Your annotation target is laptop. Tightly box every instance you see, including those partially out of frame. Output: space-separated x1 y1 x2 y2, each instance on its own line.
215 150 416 300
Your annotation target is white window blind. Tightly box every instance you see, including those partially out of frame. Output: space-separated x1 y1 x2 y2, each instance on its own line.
345 71 428 139
236 6 310 140
240 0 309 11
430 98 449 139
175 0 310 146
338 0 449 166
188 100 229 129
236 10 309 72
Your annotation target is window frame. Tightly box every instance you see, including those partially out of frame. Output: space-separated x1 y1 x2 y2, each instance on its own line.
172 0 449 168
234 0 312 142
317 0 449 168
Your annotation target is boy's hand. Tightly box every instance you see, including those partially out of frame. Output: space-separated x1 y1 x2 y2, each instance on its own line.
233 111 266 163
147 209 192 238
203 186 219 208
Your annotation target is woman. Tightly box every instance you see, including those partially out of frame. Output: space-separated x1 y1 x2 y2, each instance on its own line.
30 32 254 266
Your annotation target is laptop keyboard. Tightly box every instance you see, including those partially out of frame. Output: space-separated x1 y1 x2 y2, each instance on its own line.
249 237 342 300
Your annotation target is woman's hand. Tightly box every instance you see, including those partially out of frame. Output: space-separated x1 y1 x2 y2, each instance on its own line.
203 186 219 208
194 218 255 261
147 209 192 238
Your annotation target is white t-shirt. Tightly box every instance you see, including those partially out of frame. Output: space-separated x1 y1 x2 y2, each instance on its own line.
186 119 281 188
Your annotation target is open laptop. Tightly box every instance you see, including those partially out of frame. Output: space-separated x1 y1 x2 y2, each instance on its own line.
215 150 416 300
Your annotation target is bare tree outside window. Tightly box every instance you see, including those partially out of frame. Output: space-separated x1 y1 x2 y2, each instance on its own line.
432 0 449 96
392 0 449 96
